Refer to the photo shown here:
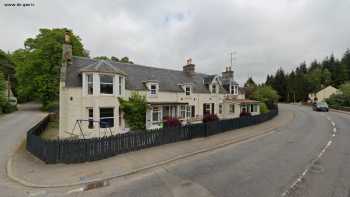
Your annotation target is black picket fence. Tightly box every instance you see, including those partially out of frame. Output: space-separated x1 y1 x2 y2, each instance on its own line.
27 106 278 164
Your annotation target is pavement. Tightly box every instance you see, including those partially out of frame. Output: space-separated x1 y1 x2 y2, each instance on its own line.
0 103 47 196
8 104 293 189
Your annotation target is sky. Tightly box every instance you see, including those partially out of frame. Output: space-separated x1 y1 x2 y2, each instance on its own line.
1 0 350 84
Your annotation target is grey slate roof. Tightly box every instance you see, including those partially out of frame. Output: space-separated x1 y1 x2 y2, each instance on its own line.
67 56 227 94
79 60 127 75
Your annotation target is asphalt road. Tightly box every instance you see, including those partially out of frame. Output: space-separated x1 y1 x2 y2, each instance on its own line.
80 104 350 197
0 103 47 196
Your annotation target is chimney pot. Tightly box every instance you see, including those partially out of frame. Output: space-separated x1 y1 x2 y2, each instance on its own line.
183 58 195 76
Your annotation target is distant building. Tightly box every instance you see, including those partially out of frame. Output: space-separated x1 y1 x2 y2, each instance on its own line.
309 85 342 102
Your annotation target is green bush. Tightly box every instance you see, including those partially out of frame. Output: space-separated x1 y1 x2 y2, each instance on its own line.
42 100 59 112
251 85 280 105
2 102 17 113
260 102 269 113
326 94 350 107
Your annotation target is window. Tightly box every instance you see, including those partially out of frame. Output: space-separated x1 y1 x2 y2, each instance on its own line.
191 106 195 117
88 108 94 129
229 104 235 113
163 106 170 119
150 84 157 95
87 74 93 95
185 86 191 96
219 104 223 114
231 85 238 95
251 104 258 113
186 106 192 118
100 108 114 128
119 76 123 96
212 84 217 94
203 103 211 115
100 75 114 94
118 107 122 126
152 107 161 122
180 105 186 119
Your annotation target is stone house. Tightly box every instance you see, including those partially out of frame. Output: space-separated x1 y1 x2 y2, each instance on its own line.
59 34 260 139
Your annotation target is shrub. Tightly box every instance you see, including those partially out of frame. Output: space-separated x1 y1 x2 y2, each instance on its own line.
202 114 219 123
251 85 279 105
163 117 182 128
2 102 17 113
326 94 350 107
42 100 59 112
260 102 269 113
118 92 148 130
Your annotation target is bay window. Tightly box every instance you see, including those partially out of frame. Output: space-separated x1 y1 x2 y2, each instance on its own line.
87 74 93 95
100 74 114 95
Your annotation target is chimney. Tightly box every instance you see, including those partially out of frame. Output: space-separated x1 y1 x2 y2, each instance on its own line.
183 58 195 76
62 31 72 64
222 66 234 82
60 31 72 83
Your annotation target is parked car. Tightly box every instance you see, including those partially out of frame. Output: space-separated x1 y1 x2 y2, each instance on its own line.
312 101 329 112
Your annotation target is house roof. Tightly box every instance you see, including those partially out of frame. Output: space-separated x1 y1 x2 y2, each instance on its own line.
66 56 227 94
79 60 127 75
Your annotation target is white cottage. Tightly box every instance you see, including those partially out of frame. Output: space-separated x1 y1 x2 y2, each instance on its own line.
59 34 260 139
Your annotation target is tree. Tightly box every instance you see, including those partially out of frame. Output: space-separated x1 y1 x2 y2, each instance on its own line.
251 85 280 105
341 49 350 80
0 72 6 107
339 82 350 96
118 92 148 130
271 68 287 101
94 56 109 60
244 77 257 99
13 28 87 106
0 50 16 95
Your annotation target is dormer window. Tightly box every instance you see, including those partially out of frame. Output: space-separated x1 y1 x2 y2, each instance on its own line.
100 74 114 95
230 85 238 95
212 84 217 94
185 86 191 96
150 84 158 95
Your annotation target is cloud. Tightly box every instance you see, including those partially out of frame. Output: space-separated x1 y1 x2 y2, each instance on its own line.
1 0 350 84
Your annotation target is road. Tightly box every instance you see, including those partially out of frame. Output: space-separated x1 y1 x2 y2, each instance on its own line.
79 104 350 197
0 103 47 196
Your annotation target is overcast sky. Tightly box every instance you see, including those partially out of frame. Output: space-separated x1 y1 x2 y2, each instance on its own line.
1 0 350 84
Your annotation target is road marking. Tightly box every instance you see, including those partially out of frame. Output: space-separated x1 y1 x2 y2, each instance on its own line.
281 115 337 197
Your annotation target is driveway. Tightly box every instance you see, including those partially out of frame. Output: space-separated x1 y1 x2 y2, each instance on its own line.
0 103 47 196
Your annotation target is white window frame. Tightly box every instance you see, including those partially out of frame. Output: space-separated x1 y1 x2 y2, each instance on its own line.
212 84 217 94
151 106 162 123
87 107 94 129
186 106 192 118
99 107 115 128
229 104 235 113
119 76 123 96
219 103 223 114
185 86 191 96
231 85 239 95
149 83 158 96
87 74 93 95
99 74 114 95
180 105 187 119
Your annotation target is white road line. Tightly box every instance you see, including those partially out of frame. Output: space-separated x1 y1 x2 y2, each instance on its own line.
281 115 337 197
